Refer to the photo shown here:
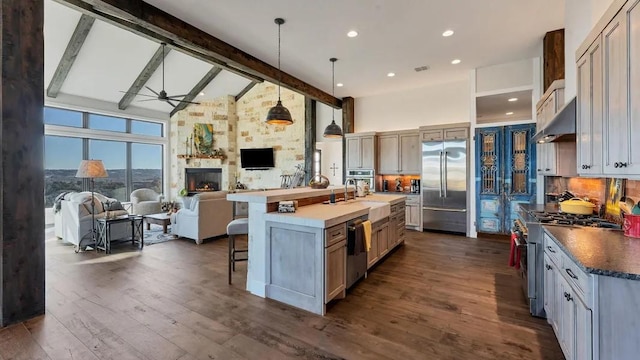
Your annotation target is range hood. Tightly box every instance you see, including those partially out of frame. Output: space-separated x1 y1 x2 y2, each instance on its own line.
532 97 576 143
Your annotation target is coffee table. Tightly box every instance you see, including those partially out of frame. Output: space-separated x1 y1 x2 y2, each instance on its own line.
145 213 171 234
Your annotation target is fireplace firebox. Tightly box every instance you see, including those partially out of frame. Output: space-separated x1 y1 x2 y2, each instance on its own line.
185 168 222 195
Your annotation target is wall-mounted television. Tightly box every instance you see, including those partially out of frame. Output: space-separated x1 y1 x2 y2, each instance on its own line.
240 147 275 169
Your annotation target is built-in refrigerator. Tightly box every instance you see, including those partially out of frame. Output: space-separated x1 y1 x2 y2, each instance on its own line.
421 139 467 233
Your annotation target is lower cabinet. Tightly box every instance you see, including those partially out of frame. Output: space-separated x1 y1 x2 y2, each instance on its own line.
325 239 347 303
544 233 593 360
368 219 389 269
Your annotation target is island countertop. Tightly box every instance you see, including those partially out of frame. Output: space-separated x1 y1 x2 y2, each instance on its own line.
264 201 370 228
263 193 407 228
227 186 348 203
543 225 640 280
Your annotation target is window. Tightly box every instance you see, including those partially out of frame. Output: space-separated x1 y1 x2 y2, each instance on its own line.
89 114 126 132
43 107 166 207
131 120 162 137
44 107 82 127
44 136 83 207
131 143 163 194
89 140 127 201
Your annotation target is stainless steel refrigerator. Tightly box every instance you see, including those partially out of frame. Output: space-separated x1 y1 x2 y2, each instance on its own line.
421 139 467 233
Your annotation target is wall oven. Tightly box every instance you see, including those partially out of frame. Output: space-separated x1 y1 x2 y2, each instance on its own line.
345 169 375 193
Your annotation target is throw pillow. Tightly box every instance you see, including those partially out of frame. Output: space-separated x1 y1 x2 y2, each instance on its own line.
103 200 125 211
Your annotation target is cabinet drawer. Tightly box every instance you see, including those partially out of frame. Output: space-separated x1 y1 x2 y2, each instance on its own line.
544 232 562 266
421 129 443 141
561 253 593 306
325 223 347 247
444 128 468 140
398 229 405 241
406 197 420 206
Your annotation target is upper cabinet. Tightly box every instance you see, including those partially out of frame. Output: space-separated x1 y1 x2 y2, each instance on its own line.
345 132 376 170
536 81 576 177
377 130 420 174
577 0 640 177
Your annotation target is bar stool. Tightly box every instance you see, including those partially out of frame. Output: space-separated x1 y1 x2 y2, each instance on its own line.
227 218 248 284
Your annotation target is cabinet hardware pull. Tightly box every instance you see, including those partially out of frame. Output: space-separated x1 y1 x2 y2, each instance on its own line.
546 246 556 253
582 165 586 169
545 264 552 270
538 169 542 171
615 162 620 168
622 162 628 168
566 268 578 279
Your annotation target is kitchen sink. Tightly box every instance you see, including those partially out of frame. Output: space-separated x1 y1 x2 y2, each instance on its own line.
357 201 390 223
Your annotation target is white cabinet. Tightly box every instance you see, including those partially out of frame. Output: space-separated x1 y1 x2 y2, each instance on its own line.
545 231 594 360
577 35 604 175
377 131 420 174
577 0 640 177
346 133 376 170
535 81 576 176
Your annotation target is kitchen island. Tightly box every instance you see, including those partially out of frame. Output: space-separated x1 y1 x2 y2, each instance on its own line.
227 187 406 315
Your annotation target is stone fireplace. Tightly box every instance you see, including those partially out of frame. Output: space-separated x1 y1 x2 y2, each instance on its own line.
185 168 222 194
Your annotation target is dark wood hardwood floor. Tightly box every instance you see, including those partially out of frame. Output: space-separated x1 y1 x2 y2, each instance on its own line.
0 229 564 360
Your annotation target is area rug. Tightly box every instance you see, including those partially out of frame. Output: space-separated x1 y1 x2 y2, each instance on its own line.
144 224 178 245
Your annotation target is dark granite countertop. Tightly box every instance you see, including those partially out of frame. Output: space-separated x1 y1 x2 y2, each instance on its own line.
543 225 640 280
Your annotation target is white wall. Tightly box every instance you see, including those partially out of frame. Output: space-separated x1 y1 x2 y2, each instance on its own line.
476 58 534 93
564 0 615 101
315 102 344 185
354 78 470 132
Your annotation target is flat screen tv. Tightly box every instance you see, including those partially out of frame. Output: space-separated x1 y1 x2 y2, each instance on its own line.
240 147 275 169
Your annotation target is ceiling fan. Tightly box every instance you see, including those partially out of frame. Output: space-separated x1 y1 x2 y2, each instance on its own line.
121 43 200 108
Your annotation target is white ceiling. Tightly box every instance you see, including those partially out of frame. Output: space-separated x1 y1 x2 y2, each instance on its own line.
44 0 564 116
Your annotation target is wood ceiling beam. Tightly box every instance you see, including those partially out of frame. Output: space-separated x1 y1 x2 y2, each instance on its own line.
170 67 222 117
234 81 258 102
46 14 95 98
118 44 170 110
53 0 263 84
53 0 342 109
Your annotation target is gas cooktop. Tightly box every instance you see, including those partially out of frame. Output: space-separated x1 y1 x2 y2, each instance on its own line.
530 211 621 229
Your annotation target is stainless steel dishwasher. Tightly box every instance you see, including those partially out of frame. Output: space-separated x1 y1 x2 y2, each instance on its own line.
346 215 368 289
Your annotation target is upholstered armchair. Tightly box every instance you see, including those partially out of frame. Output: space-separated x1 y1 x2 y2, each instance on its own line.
130 188 163 215
171 191 233 244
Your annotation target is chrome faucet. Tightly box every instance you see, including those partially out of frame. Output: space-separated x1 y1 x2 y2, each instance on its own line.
345 178 357 202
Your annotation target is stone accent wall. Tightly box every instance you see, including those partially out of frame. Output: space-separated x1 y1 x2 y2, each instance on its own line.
235 82 305 189
169 96 238 199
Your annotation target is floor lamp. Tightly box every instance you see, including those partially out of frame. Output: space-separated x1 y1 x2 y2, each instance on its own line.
75 160 108 249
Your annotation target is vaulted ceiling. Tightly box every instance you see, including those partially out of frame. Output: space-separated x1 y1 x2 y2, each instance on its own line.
45 0 564 117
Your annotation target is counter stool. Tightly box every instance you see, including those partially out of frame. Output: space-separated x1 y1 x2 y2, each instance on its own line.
227 218 248 284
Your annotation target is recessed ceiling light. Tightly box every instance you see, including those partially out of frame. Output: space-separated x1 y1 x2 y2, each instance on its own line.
199 92 205 96
442 29 454 37
508 97 518 102
387 72 395 77
336 83 344 87
347 30 358 38
451 59 461 65
506 112 514 115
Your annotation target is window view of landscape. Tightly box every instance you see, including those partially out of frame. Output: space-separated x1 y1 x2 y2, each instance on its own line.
44 108 164 207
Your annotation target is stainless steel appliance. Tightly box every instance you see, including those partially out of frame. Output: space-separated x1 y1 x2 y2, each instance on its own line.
421 139 467 233
382 180 389 192
346 215 368 289
515 205 620 317
346 169 375 193
410 179 420 193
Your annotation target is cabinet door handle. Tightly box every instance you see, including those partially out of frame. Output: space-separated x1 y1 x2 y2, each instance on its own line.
565 268 578 279
546 246 556 253
545 264 552 270
545 168 550 171
614 162 621 168
582 165 586 169
621 162 628 168
564 291 573 302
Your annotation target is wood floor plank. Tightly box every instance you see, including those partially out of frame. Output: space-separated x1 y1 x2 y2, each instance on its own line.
5 227 566 360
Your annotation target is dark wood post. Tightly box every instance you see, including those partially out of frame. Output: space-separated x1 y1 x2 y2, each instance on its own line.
0 0 46 327
341 97 355 181
304 97 317 184
543 29 565 92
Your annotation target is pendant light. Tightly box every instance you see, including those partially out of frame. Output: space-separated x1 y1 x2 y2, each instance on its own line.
323 58 343 138
265 18 293 125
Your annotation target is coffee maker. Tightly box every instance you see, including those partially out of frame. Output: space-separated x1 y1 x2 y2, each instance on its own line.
410 179 420 193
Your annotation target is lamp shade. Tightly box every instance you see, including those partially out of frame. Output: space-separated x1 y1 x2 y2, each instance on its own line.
266 100 293 125
323 120 343 138
75 160 108 178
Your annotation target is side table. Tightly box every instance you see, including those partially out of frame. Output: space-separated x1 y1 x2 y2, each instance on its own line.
96 215 144 254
